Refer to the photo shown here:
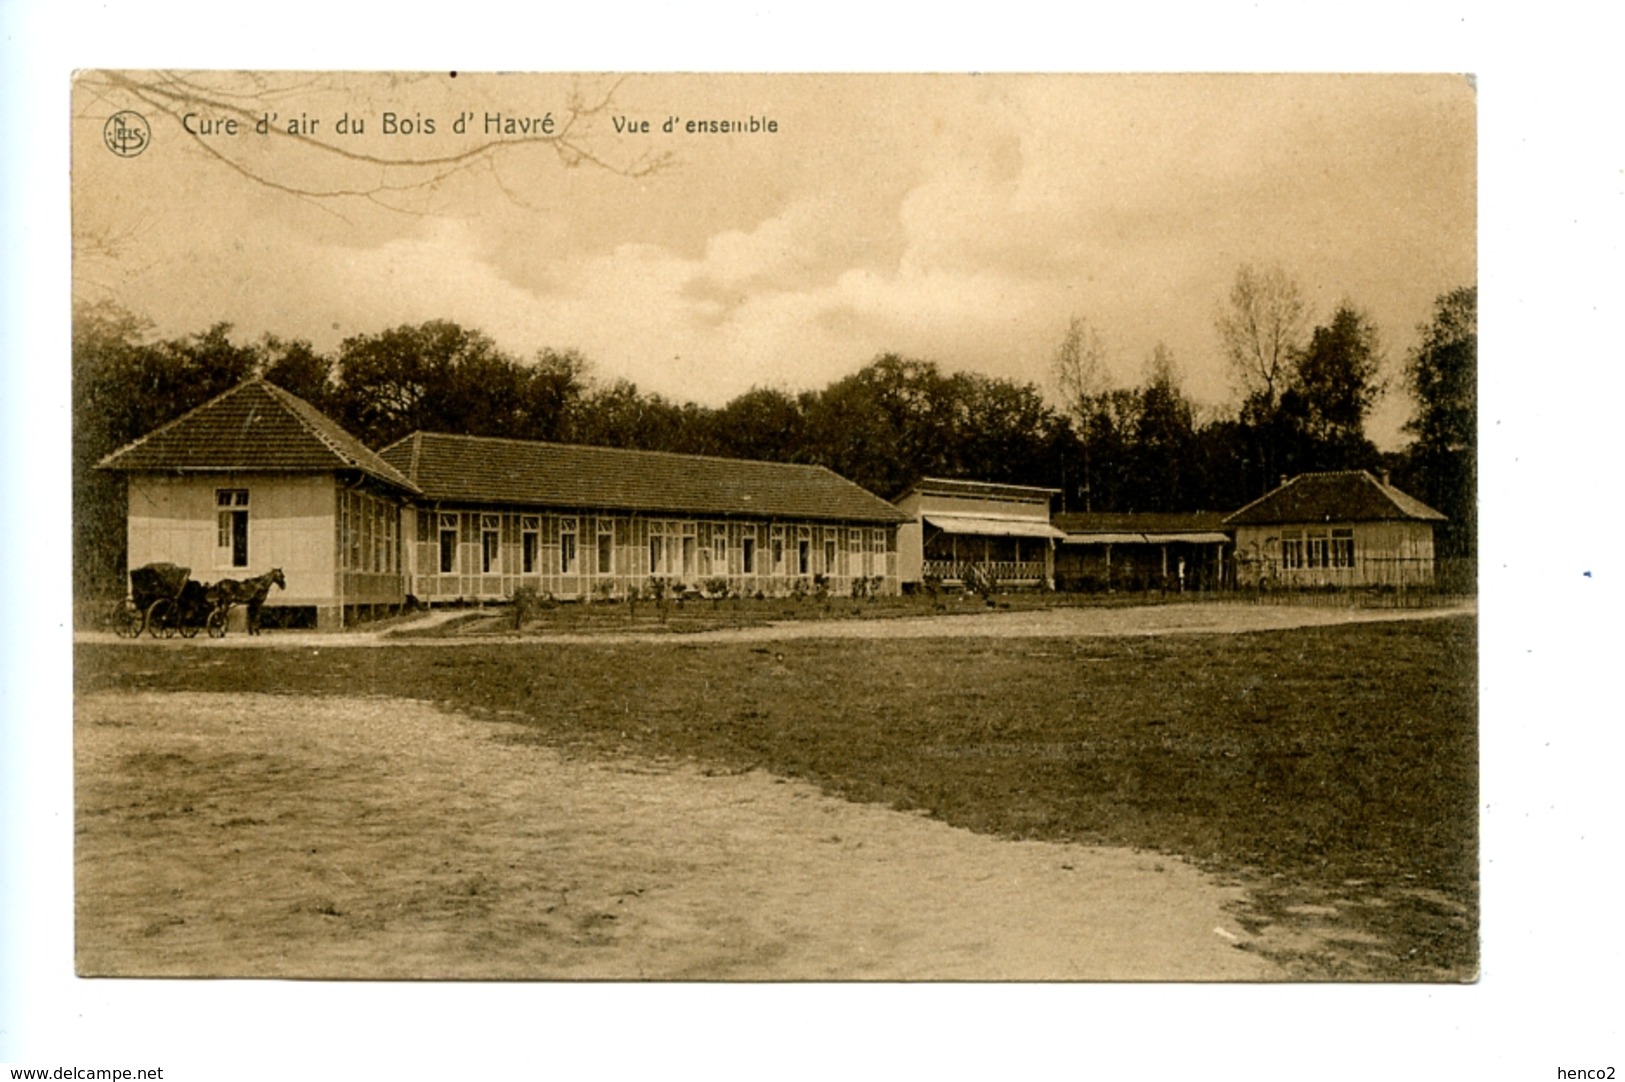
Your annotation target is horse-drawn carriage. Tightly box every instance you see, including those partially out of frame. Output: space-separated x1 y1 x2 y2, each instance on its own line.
113 563 288 639
113 562 229 639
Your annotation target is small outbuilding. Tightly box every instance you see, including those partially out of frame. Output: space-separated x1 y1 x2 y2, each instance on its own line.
893 478 1064 590
1224 470 1446 588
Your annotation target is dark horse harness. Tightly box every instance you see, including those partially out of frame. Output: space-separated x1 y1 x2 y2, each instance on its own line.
213 568 286 634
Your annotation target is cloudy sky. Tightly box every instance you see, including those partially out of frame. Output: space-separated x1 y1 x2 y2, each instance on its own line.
73 72 1475 446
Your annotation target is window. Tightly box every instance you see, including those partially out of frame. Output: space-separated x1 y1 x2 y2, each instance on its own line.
798 539 810 575
649 535 664 575
870 529 886 579
682 535 696 577
216 489 249 568
560 517 578 574
1306 530 1330 569
522 516 540 574
713 531 727 572
771 525 785 573
1280 529 1303 570
1332 528 1355 569
482 514 501 574
439 513 458 574
373 503 388 572
741 535 756 575
824 538 837 575
597 527 614 577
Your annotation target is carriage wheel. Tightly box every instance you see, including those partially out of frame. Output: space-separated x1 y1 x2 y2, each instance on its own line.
179 614 201 638
146 599 178 638
113 599 144 638
207 607 229 638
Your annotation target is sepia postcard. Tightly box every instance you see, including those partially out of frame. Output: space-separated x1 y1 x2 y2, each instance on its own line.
69 71 1478 990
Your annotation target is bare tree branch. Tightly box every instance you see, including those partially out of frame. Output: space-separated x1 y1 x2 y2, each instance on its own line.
75 71 676 211
1213 263 1310 407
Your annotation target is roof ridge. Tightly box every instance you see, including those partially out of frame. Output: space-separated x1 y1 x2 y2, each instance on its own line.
406 430 829 472
1223 469 1444 525
257 381 420 492
95 376 264 469
258 381 362 470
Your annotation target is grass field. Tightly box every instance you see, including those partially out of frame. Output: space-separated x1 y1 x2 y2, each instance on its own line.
75 614 1477 980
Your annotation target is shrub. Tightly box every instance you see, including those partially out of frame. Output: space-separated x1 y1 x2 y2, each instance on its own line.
648 576 672 623
964 562 999 603
510 585 544 629
703 576 731 610
921 571 944 607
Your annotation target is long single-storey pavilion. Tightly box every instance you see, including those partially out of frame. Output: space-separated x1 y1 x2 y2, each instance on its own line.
377 431 907 605
98 379 907 626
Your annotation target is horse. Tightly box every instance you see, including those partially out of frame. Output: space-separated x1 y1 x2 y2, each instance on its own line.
213 568 286 635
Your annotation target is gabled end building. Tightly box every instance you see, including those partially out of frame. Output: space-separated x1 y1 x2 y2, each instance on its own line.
95 379 420 629
1224 470 1446 588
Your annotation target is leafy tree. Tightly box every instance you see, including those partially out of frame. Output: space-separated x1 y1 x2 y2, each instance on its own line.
520 348 591 444
1130 345 1199 511
258 334 335 412
705 386 808 463
72 306 262 596
800 355 958 497
1401 286 1476 556
1286 303 1384 468
946 372 1061 488
570 379 700 453
332 321 528 448
73 302 157 597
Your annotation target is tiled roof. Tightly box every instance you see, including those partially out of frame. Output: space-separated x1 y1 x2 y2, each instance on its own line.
97 379 420 493
379 432 908 524
1053 511 1231 536
1224 471 1446 526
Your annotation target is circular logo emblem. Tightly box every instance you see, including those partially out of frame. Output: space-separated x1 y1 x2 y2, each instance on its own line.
103 111 151 158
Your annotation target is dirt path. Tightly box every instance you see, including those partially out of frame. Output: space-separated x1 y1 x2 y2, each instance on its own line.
76 691 1279 980
79 599 1476 650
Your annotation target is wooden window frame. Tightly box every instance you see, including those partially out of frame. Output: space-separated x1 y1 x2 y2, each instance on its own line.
216 488 249 569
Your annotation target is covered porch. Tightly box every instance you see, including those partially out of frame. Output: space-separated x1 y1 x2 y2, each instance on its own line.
920 513 1063 588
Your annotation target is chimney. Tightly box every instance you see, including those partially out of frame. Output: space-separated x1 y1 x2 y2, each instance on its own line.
1381 469 1391 487
1278 474 1289 490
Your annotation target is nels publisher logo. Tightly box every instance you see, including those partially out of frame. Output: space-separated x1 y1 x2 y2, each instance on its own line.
103 110 150 157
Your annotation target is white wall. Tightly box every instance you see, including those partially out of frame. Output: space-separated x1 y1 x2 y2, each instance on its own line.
126 473 338 605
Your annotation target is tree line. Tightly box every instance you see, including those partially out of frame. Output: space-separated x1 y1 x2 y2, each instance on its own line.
72 267 1476 597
